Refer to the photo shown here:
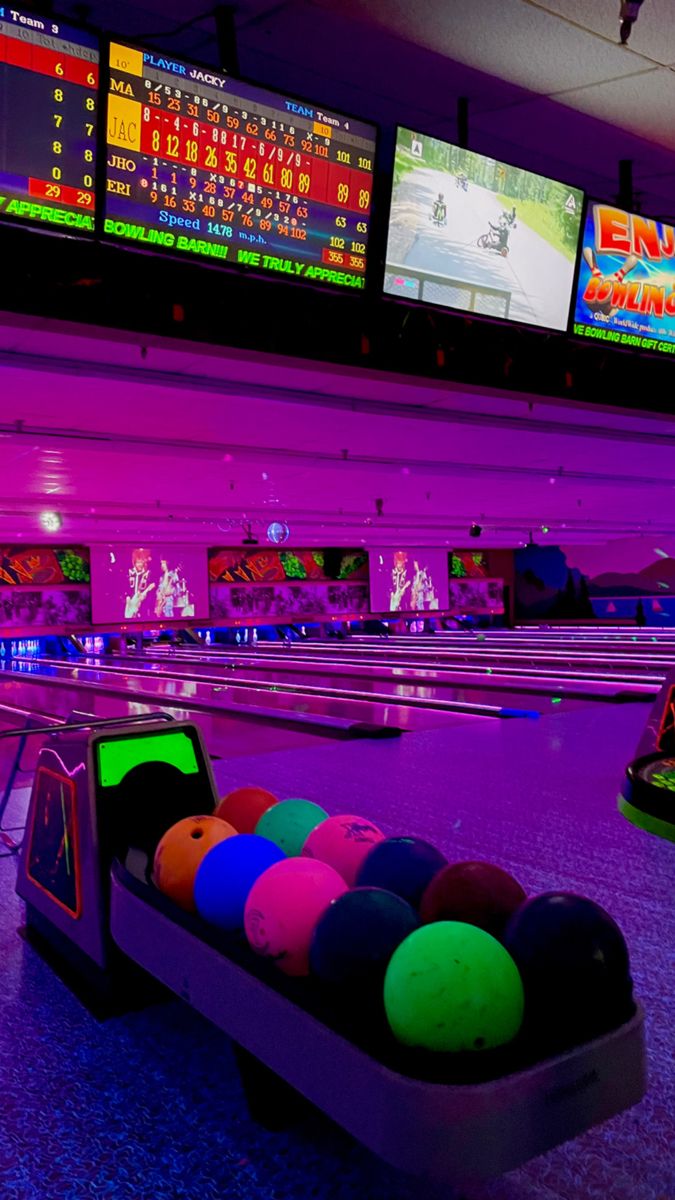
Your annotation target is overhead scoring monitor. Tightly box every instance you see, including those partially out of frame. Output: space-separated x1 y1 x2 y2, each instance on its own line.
384 128 583 332
573 202 675 356
0 5 98 232
104 43 376 289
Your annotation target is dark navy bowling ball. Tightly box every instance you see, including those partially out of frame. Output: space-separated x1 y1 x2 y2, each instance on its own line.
355 837 448 910
504 892 634 1050
310 887 419 992
420 861 527 939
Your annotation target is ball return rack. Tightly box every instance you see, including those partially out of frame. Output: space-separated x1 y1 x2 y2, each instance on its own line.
13 717 646 1189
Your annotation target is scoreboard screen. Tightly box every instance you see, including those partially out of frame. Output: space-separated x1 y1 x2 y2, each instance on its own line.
0 6 97 233
104 43 376 290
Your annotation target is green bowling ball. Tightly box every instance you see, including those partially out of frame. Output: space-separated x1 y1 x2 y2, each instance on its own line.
255 798 328 857
383 921 524 1052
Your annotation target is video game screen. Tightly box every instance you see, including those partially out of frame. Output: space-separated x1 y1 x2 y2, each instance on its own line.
573 203 675 355
0 5 98 232
369 549 450 613
104 42 376 289
384 127 583 331
90 544 209 625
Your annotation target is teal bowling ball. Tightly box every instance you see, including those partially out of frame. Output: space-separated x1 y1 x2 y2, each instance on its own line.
255 798 328 857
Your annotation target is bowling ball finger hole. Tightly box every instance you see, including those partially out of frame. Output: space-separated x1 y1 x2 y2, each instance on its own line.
191 830 203 840
474 1037 485 1048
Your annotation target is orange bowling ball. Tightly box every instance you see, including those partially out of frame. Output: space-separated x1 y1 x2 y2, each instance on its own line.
215 786 278 834
152 815 237 911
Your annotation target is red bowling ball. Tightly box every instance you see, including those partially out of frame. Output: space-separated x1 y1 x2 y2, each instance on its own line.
216 785 278 834
420 861 527 939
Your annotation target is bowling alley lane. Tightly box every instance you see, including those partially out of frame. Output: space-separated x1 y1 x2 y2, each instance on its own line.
2 652 550 726
140 642 660 702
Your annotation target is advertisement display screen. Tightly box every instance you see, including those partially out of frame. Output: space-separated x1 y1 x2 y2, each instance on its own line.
369 549 450 613
384 127 583 331
104 43 376 288
0 6 98 232
573 203 675 355
90 544 209 624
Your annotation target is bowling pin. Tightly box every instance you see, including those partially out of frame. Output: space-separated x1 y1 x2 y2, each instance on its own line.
582 246 601 277
235 631 241 645
252 627 258 645
611 253 640 282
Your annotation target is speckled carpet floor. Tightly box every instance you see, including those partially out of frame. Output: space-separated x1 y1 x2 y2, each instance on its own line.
1 702 673 1199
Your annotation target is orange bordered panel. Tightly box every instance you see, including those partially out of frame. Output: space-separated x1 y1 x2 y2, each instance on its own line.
26 766 81 918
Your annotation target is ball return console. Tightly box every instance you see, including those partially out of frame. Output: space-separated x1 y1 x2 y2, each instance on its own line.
16 718 646 1189
619 669 675 842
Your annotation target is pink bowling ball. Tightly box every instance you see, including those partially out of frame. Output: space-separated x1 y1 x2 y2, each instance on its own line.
302 814 385 886
244 857 347 976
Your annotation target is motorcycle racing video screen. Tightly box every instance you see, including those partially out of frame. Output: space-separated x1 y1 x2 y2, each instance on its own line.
90 544 209 625
573 203 675 355
384 128 584 332
369 548 449 614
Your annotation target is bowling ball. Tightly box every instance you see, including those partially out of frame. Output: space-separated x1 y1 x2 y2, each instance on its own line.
420 861 527 939
215 785 278 834
107 761 207 868
301 814 384 885
152 815 237 912
255 798 328 857
384 921 524 1053
504 892 634 1048
194 834 286 931
310 887 418 1003
244 857 347 976
355 837 448 910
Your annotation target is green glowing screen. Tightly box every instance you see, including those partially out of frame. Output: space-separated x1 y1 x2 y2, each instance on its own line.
96 730 200 788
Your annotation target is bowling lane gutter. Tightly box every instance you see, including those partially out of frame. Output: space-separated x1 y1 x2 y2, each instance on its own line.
16 657 535 721
149 649 659 700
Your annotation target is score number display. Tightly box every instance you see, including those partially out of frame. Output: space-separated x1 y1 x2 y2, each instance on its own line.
0 6 97 232
104 44 375 289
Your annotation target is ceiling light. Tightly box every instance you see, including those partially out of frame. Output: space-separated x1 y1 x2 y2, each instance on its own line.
39 510 62 533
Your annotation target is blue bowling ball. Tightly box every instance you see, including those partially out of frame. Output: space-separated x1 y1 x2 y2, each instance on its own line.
310 887 419 991
355 837 448 910
504 892 634 1049
194 834 285 931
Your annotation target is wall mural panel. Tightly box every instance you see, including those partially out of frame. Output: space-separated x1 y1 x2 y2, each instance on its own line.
210 582 369 620
515 539 675 623
0 586 91 631
208 548 368 584
0 546 90 587
448 578 504 615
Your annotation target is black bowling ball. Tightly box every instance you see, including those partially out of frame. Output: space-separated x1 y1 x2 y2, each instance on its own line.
504 892 634 1052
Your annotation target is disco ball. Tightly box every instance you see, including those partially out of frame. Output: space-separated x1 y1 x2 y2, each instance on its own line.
267 520 290 545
